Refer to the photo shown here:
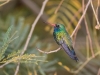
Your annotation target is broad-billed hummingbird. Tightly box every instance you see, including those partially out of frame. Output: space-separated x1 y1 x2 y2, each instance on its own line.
49 23 78 62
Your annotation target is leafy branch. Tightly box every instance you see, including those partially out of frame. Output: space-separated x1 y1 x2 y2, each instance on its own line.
0 25 18 61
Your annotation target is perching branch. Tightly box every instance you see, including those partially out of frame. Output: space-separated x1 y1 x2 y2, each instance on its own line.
14 0 49 75
58 0 98 74
37 0 91 54
36 47 61 54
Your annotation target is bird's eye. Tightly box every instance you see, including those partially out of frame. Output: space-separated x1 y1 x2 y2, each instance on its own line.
56 24 59 27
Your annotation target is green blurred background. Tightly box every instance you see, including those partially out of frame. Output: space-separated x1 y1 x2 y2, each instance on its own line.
0 0 100 75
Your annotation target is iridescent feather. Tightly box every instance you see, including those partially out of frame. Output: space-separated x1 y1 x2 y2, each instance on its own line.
53 24 78 62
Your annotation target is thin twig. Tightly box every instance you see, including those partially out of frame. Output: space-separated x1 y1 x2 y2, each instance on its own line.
0 0 10 7
9 31 18 40
68 8 82 28
58 0 96 73
69 7 82 47
34 70 37 75
0 32 18 68
83 0 94 58
91 1 100 25
0 0 7 2
86 35 89 59
36 47 61 54
21 0 48 23
94 0 100 29
97 68 100 75
82 0 84 11
58 51 100 74
71 51 100 74
14 63 20 75
96 0 99 16
0 62 10 68
54 72 57 75
73 28 79 48
54 0 64 14
23 0 48 54
71 0 92 37
14 0 49 75
84 17 95 58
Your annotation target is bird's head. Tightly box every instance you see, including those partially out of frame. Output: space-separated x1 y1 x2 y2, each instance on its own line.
43 21 65 31
53 24 65 31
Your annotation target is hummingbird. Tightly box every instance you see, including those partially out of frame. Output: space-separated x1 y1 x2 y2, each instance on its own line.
51 23 78 62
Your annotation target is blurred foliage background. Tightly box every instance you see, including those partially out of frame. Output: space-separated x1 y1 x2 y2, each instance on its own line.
0 0 100 75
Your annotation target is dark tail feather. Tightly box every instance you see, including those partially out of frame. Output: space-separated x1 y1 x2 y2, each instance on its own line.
74 56 79 62
61 43 73 58
61 43 74 59
61 42 79 62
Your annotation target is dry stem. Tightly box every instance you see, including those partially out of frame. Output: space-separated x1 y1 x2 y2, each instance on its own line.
97 68 100 75
54 0 64 14
86 36 89 59
36 47 61 54
0 0 10 7
82 0 94 58
71 0 92 37
14 0 49 75
84 18 95 58
71 51 100 74
91 1 100 25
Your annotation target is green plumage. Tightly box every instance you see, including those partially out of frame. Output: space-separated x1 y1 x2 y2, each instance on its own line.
53 24 78 62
